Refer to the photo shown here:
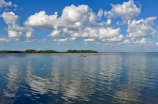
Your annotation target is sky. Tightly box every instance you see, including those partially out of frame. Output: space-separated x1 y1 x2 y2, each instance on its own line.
0 0 158 52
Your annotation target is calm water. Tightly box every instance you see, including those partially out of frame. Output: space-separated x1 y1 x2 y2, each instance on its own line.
0 53 158 104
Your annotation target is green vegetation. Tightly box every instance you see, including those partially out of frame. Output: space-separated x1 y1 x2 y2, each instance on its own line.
66 50 98 53
0 49 98 53
0 51 22 53
23 49 58 53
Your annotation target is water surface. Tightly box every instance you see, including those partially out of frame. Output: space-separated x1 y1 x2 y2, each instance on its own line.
0 53 158 104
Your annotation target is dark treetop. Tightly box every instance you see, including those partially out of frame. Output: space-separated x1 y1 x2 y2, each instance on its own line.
66 50 98 53
23 49 58 53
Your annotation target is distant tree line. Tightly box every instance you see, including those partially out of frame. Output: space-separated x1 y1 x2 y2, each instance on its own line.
0 51 22 53
23 49 58 53
66 50 98 53
0 49 98 53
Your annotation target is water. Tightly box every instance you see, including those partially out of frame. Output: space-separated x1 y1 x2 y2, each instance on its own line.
0 53 158 104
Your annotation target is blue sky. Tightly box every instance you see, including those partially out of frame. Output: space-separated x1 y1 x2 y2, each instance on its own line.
0 0 158 52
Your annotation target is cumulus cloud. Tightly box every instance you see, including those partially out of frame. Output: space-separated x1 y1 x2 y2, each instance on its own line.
134 38 147 44
25 38 46 43
24 5 111 29
58 38 67 42
0 36 23 42
97 9 103 20
126 17 157 38
24 11 58 30
104 0 141 23
84 39 95 42
0 0 12 7
24 4 122 44
68 27 123 42
119 38 154 46
8 30 23 38
22 3 157 46
121 39 131 44
1 12 34 38
69 37 76 41
0 36 10 42
1 12 18 25
0 12 45 43
106 35 123 42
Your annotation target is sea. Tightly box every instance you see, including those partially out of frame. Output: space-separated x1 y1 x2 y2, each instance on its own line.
0 53 158 104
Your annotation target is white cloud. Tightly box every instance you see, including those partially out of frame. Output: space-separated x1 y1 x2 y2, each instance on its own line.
24 11 58 30
118 38 154 46
0 36 23 42
24 4 122 44
25 38 46 43
0 36 10 42
53 39 57 42
58 38 67 42
0 0 12 7
104 11 114 18
84 39 95 42
97 9 103 20
1 12 34 38
48 25 122 43
1 12 18 25
69 37 76 41
22 3 157 46
68 27 122 43
26 31 34 38
96 42 102 45
13 4 17 7
121 39 131 44
126 17 157 38
8 30 22 38
0 1 156 47
106 35 123 42
24 4 111 30
104 0 141 23
134 38 147 44
0 12 46 43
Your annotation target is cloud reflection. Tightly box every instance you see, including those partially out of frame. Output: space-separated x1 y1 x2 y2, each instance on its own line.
1 53 157 103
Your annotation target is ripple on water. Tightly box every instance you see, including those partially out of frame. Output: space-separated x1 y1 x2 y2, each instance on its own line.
0 53 158 104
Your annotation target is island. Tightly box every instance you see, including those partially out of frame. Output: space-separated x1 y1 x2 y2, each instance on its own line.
0 49 98 53
66 50 98 53
23 49 58 53
0 51 23 53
